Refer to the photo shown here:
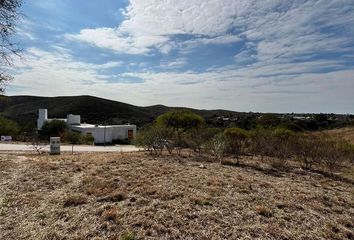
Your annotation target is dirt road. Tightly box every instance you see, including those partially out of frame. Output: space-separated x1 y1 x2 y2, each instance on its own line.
0 143 141 153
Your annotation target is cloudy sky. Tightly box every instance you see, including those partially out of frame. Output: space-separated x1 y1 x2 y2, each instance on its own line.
7 0 354 113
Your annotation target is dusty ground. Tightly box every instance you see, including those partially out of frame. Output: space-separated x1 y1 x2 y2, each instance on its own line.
0 152 353 240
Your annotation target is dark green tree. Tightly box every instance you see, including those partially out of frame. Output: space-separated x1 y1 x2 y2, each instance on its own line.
41 120 67 138
156 110 205 155
0 115 19 136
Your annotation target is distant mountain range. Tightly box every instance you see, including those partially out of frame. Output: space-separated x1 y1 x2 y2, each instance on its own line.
0 95 240 127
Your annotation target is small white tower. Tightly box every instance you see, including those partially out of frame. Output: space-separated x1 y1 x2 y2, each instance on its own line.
37 109 48 129
67 114 81 126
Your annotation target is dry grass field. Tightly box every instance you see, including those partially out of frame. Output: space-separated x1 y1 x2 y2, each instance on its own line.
320 127 354 144
0 152 353 240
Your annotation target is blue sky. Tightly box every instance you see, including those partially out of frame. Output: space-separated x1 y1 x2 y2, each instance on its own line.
7 0 354 113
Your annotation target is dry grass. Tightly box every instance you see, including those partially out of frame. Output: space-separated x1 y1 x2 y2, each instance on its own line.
320 126 354 144
63 194 88 207
0 151 353 239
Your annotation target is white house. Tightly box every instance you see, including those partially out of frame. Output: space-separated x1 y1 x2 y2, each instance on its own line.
37 109 136 144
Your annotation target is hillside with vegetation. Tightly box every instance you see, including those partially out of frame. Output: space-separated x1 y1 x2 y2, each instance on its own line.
0 95 240 127
1 95 353 133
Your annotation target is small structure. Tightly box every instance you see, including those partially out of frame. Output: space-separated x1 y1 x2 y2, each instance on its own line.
37 109 136 144
71 124 136 144
37 109 67 129
50 137 61 155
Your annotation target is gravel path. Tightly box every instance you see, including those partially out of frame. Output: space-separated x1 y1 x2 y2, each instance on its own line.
0 143 141 153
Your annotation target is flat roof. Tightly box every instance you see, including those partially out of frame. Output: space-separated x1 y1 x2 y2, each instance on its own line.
71 124 136 129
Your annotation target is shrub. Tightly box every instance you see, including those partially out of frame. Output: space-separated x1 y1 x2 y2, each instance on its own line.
133 124 174 155
156 110 205 131
249 127 274 160
83 133 94 145
102 206 119 223
63 131 86 153
320 138 347 174
205 133 226 160
0 116 19 137
156 110 205 155
63 194 87 207
257 114 281 128
269 128 296 169
183 127 220 156
121 232 136 240
223 128 250 164
293 134 322 169
41 120 67 138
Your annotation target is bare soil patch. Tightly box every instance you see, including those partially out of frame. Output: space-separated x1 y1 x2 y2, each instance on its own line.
0 152 353 239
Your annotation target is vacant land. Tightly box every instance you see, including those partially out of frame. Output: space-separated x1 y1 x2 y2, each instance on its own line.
320 127 354 144
0 152 353 240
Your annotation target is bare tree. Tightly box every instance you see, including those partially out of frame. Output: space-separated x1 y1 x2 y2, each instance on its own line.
0 0 22 93
27 130 45 154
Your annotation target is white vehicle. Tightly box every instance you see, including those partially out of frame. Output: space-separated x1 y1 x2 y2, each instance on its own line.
1 136 12 142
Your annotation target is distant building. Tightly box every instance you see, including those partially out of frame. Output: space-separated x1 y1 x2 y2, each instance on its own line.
37 109 136 144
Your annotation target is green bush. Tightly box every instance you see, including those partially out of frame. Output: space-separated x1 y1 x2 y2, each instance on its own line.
41 120 67 138
0 116 19 137
156 110 205 131
155 110 205 155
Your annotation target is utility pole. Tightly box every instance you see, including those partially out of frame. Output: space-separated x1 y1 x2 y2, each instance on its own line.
103 124 106 147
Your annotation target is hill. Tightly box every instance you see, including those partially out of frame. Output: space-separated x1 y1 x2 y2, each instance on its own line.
0 95 239 127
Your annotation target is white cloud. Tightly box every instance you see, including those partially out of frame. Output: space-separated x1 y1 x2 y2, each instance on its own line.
65 28 169 54
10 0 354 113
65 0 243 54
98 61 123 69
160 58 187 69
10 47 354 113
65 0 354 63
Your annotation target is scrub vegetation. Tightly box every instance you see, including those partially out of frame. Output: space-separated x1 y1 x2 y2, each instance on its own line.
135 110 354 174
1 111 354 239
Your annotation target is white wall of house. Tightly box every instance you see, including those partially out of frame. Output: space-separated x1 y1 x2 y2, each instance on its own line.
71 125 136 144
37 109 48 129
38 109 136 144
67 114 81 125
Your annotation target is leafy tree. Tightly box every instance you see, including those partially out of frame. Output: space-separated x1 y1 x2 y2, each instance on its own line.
156 110 205 130
156 110 205 155
257 114 282 128
0 115 19 136
41 120 67 138
0 0 23 93
314 113 328 122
